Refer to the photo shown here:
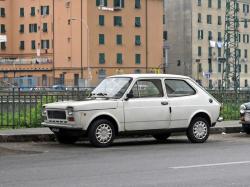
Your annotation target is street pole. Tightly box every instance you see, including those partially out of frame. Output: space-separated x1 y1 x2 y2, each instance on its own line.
80 0 83 80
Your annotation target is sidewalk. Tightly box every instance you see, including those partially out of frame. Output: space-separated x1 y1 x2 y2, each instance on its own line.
0 120 242 142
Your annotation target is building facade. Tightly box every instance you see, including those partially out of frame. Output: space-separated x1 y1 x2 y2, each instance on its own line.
0 0 163 87
165 0 250 89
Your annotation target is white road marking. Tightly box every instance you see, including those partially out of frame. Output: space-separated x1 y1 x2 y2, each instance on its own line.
170 161 250 169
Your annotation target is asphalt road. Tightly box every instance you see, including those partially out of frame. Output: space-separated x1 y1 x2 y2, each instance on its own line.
0 133 250 187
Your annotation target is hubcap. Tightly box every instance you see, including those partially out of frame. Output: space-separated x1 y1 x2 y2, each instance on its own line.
95 124 112 144
193 121 207 140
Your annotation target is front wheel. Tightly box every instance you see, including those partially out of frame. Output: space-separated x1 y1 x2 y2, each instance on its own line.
88 119 115 147
187 117 209 143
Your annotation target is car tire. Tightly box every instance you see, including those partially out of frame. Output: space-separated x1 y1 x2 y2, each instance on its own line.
88 119 115 147
54 132 79 144
152 133 171 142
187 117 209 143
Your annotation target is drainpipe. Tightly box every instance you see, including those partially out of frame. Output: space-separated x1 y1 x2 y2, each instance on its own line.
145 0 148 73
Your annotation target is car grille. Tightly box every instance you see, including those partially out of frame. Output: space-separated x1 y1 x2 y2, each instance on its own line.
47 110 66 120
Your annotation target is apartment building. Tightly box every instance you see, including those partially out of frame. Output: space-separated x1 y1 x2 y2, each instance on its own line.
0 0 163 87
165 0 250 88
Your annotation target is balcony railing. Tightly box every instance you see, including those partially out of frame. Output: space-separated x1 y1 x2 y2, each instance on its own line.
0 58 53 65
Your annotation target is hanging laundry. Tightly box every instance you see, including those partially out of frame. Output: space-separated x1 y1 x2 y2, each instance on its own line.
209 40 216 48
217 41 223 48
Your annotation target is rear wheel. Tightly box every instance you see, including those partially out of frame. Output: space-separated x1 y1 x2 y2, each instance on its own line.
152 133 171 142
54 132 79 144
187 117 209 143
88 119 115 147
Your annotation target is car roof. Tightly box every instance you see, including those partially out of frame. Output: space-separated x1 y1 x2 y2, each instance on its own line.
109 74 190 79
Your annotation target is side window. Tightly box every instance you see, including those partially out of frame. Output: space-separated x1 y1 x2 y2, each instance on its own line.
130 79 163 98
165 79 196 97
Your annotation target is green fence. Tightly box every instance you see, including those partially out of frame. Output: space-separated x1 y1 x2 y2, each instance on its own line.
0 88 249 129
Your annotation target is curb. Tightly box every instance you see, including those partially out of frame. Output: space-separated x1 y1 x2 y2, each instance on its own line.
0 126 243 143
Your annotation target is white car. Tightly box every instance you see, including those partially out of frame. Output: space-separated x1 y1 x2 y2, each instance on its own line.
42 74 221 147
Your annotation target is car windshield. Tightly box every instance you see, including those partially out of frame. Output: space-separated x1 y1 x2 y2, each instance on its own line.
92 77 132 99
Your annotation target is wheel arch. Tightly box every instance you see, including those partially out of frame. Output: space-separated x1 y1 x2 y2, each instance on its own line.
87 114 120 135
189 111 212 127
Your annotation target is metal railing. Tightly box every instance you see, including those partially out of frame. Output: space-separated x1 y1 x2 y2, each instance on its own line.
0 88 249 129
0 87 92 129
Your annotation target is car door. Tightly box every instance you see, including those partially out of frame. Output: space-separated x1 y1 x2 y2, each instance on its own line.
164 78 197 128
124 78 171 131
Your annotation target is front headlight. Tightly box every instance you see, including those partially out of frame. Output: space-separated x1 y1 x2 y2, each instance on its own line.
240 104 246 114
67 106 74 116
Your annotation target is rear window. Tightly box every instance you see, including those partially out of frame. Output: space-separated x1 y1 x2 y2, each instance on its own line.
165 79 196 97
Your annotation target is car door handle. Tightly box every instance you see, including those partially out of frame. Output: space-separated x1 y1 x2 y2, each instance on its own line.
161 101 168 105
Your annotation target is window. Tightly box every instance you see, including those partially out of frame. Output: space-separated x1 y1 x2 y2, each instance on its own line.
96 0 108 7
208 31 213 40
31 7 35 16
0 8 5 17
117 53 123 64
245 64 248 73
163 31 168 40
98 69 106 80
207 15 212 24
0 24 6 34
218 63 221 73
99 53 105 64
244 49 248 58
99 34 105 45
1 42 6 50
208 47 213 57
41 6 49 16
198 46 202 56
218 48 221 57
31 40 36 50
244 19 248 28
20 41 25 50
116 34 122 45
218 32 222 41
218 16 222 25
131 79 163 98
198 63 202 72
243 4 250 13
208 58 212 72
135 35 141 46
99 15 105 26
135 0 141 9
208 0 212 8
20 8 24 17
41 40 49 49
114 16 122 26
43 23 48 32
29 24 37 33
198 13 202 23
197 0 202 6
218 0 221 9
74 74 79 86
19 24 24 33
245 80 248 87
239 34 241 43
239 64 242 73
165 79 195 97
198 30 203 40
237 49 241 57
114 0 124 8
209 80 213 89
134 69 141 74
135 54 141 64
135 17 141 27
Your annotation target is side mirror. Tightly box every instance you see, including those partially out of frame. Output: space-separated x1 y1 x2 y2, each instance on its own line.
125 93 134 101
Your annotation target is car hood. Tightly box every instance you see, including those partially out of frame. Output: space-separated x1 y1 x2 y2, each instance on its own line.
44 99 119 111
243 102 250 110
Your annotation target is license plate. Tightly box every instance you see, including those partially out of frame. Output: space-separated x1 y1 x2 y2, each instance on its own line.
51 128 60 133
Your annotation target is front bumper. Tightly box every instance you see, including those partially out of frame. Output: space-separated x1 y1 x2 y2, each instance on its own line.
42 122 83 130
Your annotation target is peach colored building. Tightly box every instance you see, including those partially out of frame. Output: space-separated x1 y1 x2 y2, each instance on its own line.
0 0 163 87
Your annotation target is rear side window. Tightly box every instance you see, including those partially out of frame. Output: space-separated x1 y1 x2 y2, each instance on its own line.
165 79 196 97
130 79 163 98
